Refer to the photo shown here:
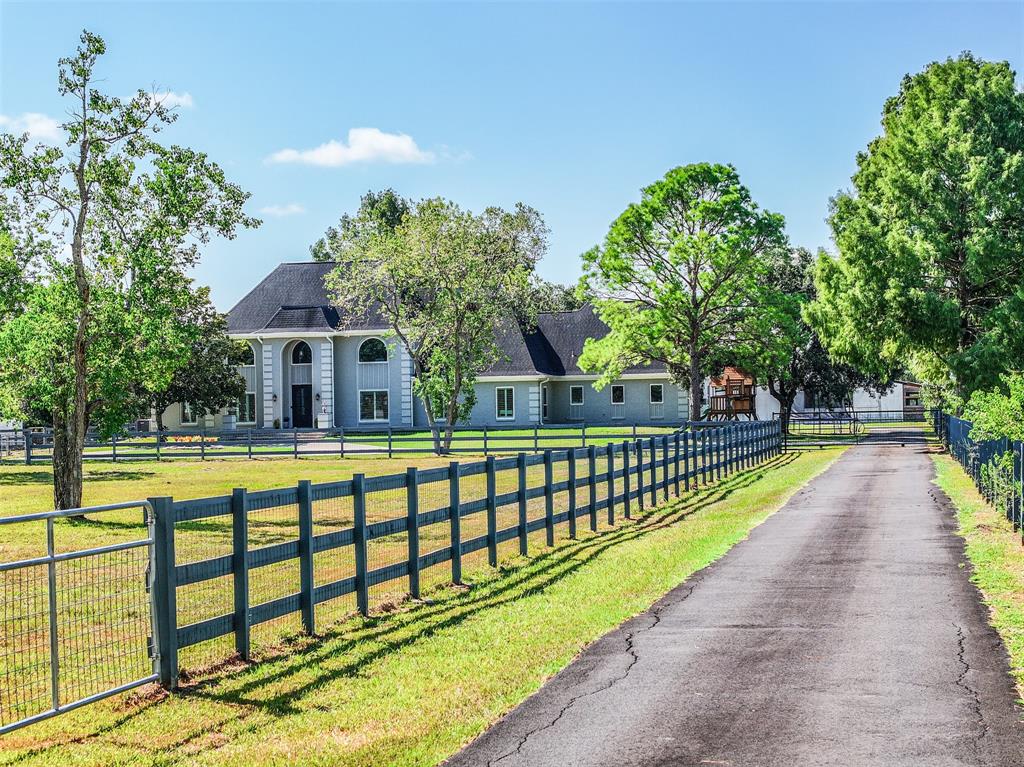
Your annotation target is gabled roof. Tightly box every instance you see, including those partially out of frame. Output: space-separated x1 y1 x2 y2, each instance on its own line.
226 262 385 334
226 262 668 377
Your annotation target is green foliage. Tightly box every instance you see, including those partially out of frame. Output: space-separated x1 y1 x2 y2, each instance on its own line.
310 188 411 262
326 197 547 451
525 276 581 315
0 30 258 506
807 54 1024 403
741 247 896 429
963 373 1024 442
146 295 248 429
578 163 787 419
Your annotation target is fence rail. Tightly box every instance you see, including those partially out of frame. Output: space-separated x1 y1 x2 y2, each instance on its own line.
1 420 783 734
155 421 781 687
5 424 681 464
934 411 1023 539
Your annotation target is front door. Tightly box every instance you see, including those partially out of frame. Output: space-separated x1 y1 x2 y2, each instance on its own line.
291 385 313 428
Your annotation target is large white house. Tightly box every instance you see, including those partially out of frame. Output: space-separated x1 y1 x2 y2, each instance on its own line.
160 262 690 431
158 261 923 432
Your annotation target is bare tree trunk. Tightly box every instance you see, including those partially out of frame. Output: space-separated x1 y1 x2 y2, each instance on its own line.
688 344 702 422
52 412 84 510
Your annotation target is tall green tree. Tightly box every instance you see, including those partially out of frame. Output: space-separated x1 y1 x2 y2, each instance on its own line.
327 198 546 453
806 54 1024 409
578 163 788 420
146 293 248 432
0 31 257 508
310 188 410 262
742 247 896 432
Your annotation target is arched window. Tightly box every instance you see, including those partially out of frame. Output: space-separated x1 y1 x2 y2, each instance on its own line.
238 342 255 367
358 338 388 363
291 341 312 365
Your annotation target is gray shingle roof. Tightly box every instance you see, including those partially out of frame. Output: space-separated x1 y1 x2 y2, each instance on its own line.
226 262 385 334
226 262 667 377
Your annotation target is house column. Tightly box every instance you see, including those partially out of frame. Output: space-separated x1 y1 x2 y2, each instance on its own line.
400 346 414 426
262 343 275 427
318 339 334 428
528 383 541 424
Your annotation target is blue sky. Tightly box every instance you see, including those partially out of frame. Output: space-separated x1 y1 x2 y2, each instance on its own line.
2 1 1022 310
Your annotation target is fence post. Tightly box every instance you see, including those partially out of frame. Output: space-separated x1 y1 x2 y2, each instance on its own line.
23 429 31 465
567 449 578 539
149 496 179 689
700 429 708 485
715 428 722 482
683 431 691 492
606 443 615 525
388 427 393 459
293 429 298 459
339 427 345 459
581 424 587 448
247 428 253 460
298 479 315 635
486 456 498 567
622 441 632 519
517 452 528 556
483 425 488 457
112 433 118 463
534 426 539 453
231 487 251 660
635 439 645 512
661 435 669 501
673 431 681 497
156 430 161 461
543 450 555 546
588 445 598 532
200 431 206 461
449 462 463 582
649 436 658 507
407 467 421 598
353 474 369 616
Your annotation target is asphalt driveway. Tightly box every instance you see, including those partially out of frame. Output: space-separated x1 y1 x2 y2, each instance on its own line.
445 443 1024 767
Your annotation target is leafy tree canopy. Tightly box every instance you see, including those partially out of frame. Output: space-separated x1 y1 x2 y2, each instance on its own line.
739 247 897 431
326 197 547 452
806 53 1024 408
577 162 788 420
145 292 249 431
311 188 411 262
0 30 257 508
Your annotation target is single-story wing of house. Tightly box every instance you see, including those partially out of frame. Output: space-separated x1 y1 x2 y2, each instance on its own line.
159 261 690 431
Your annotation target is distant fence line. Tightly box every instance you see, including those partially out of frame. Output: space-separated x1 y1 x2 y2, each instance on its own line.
934 411 1023 538
4 423 683 463
0 419 785 738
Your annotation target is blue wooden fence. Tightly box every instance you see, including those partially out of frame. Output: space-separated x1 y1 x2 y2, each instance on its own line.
148 421 782 688
934 411 1023 538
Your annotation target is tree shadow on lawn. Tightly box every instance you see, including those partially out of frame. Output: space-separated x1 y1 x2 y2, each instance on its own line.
7 453 797 761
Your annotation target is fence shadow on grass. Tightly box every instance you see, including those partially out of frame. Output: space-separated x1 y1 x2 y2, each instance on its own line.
181 452 798 713
4 452 799 761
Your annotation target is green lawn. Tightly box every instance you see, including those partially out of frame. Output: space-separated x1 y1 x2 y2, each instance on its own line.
932 453 1024 701
0 447 844 766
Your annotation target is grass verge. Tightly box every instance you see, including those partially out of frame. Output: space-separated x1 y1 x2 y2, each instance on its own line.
1 447 843 766
932 452 1024 701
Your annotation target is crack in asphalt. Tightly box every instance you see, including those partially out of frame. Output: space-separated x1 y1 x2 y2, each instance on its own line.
487 581 701 766
953 621 991 748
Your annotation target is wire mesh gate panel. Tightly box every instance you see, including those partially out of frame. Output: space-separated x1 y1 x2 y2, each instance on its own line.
0 501 158 735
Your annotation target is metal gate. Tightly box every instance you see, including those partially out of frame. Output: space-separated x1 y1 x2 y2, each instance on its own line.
0 501 158 735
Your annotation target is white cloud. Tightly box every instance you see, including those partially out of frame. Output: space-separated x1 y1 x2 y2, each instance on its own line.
0 112 61 142
149 91 195 109
267 127 435 167
259 203 306 217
